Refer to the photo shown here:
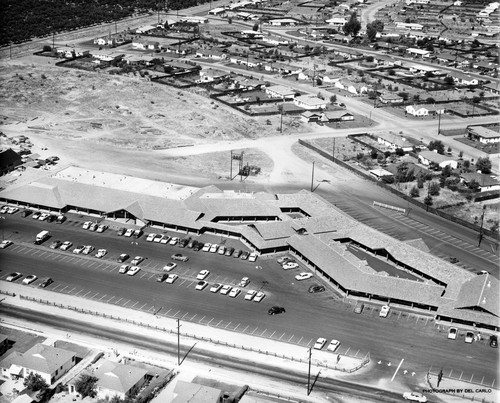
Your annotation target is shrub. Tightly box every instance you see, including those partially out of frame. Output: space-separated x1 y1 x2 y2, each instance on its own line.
428 181 441 196
410 186 419 197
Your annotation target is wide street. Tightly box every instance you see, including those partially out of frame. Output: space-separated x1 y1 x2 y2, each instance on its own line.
0 212 497 390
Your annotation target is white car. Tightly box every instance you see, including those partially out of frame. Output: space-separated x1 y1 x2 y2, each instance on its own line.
130 256 144 265
39 213 50 221
197 270 210 280
127 266 141 276
0 240 13 249
313 337 327 350
244 290 257 301
22 274 38 285
217 245 226 255
73 245 85 254
209 244 219 253
229 287 241 298
248 252 258 262
95 249 107 258
169 237 179 245
403 392 427 402
165 274 178 284
202 243 211 252
379 305 390 318
82 245 95 255
448 327 458 340
283 262 299 270
465 331 474 343
119 264 130 274
60 241 73 251
239 277 250 287
163 262 177 272
7 207 19 214
327 339 341 352
124 228 134 237
6 272 23 282
146 233 157 242
82 221 92 230
195 280 208 290
160 235 170 244
220 285 232 295
253 291 265 302
153 234 164 243
89 223 99 231
96 224 108 233
210 283 223 293
295 272 313 281
0 206 8 214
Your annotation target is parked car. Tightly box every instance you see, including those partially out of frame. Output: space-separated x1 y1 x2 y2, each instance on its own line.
244 290 257 301
229 287 241 298
233 249 242 258
119 265 130 274
210 283 223 293
220 285 232 295
154 234 164 243
248 252 258 262
171 254 188 262
6 272 23 282
379 305 390 318
465 331 474 343
7 207 19 215
82 245 95 255
239 277 250 287
448 327 458 340
55 214 67 224
39 213 50 221
193 241 203 251
21 209 33 217
49 240 62 249
39 278 54 288
179 237 190 248
157 274 169 282
163 262 177 271
282 262 299 270
402 392 427 402
160 235 171 244
127 266 141 276
46 215 56 223
202 243 211 252
313 337 327 350
169 237 179 245
308 285 325 293
132 229 142 239
60 241 72 251
96 224 108 233
195 280 208 290
240 251 249 260
146 233 157 242
130 256 144 265
187 239 196 248
82 221 92 230
117 254 129 263
124 228 134 237
327 339 341 352
268 306 286 315
253 291 265 302
0 205 9 214
225 247 235 257
22 274 38 285
295 272 313 281
197 270 210 280
217 245 226 255
489 335 498 348
209 244 219 253
31 211 41 220
89 223 99 232
277 256 292 264
165 274 178 284
95 249 107 258
354 303 364 314
0 240 13 249
73 245 85 254
117 228 126 236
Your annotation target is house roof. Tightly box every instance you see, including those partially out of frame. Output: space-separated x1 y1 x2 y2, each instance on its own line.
0 344 75 375
172 380 222 403
322 111 353 119
468 126 500 139
266 85 295 96
378 133 413 148
94 360 148 394
0 148 22 170
294 95 326 107
200 68 229 78
460 173 500 187
379 93 403 101
419 150 457 164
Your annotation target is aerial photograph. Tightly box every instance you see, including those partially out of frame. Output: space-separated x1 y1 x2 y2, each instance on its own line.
0 0 498 402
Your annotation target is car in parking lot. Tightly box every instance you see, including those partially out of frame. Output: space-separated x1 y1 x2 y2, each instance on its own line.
160 235 171 244
46 214 56 223
282 262 299 270
232 249 242 258
21 209 33 217
193 241 203 251
60 241 72 251
31 211 41 220
82 245 95 255
354 303 364 314
39 213 51 221
169 237 179 245
248 252 258 262
209 244 219 253
240 251 249 260
210 283 222 293
465 331 474 343
229 287 241 298
295 272 313 281
127 266 141 276
448 327 458 340
22 274 38 285
49 240 62 249
7 207 19 214
187 239 196 249
171 253 188 262
117 228 126 236
277 256 292 264
154 234 164 243
117 254 129 263
156 274 169 282
0 240 13 249
308 285 325 293
239 277 250 287
179 238 190 248
73 245 85 254
217 245 226 255
130 256 144 265
96 224 108 233
6 272 23 282
163 262 177 272
313 337 327 350
89 223 99 231
166 274 178 284
82 221 92 230
39 278 54 288
95 249 107 258
220 285 232 295
327 339 341 352
244 290 257 301
225 247 234 257
402 391 427 402
379 305 390 318
124 228 134 237
55 214 66 224
490 335 498 348
253 291 265 302
268 306 286 315
119 265 130 274
146 233 157 242
132 229 142 239
197 270 210 280
195 280 208 290
202 243 211 252
0 205 9 214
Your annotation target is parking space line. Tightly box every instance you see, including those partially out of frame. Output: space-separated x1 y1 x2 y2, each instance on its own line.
139 303 147 310
74 289 84 296
91 292 99 299
297 336 303 345
179 279 187 286
106 296 114 303
344 347 351 355
122 299 130 306
165 308 172 315
207 318 213 325
224 321 232 329
139 272 148 279
115 297 122 304
99 294 107 301
131 301 139 308
148 274 156 280
199 315 205 323
60 286 68 292
181 312 189 319
215 320 223 327
82 291 91 297
173 310 181 317
52 284 62 291
288 335 294 342
67 287 76 294
234 323 240 331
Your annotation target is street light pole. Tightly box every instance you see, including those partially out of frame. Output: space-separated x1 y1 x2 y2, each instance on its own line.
310 161 315 192
437 111 441 135
177 318 181 365
307 347 312 395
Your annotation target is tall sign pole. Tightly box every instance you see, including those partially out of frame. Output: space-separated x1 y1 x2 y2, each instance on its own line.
307 347 312 395
177 318 181 365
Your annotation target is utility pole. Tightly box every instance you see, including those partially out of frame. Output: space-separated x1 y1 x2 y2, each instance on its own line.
307 347 312 395
332 137 335 161
177 318 181 365
52 31 55 49
310 161 315 192
279 103 284 133
478 205 485 247
437 110 441 135
312 64 316 87
230 150 233 179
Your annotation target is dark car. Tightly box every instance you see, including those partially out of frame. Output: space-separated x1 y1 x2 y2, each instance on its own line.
187 239 196 249
233 249 242 258
39 278 54 288
449 257 459 264
193 241 203 251
46 215 56 223
225 247 235 257
308 285 325 293
55 214 67 224
268 306 286 315
21 209 33 217
240 251 249 260
117 253 130 263
156 273 168 282
132 229 143 239
117 227 126 236
490 335 498 348
179 237 190 248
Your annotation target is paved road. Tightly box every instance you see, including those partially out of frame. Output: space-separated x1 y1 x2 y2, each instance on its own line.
0 214 497 388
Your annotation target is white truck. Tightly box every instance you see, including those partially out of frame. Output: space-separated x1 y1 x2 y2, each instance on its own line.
35 230 50 245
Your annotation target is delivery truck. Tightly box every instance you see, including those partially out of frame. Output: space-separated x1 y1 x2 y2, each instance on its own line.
35 230 50 245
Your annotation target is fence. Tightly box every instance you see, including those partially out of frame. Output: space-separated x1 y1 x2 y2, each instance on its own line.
18 295 369 373
373 201 406 214
298 139 499 240
426 371 497 402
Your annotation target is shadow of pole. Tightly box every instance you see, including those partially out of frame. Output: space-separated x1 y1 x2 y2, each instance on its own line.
180 342 198 366
308 370 322 395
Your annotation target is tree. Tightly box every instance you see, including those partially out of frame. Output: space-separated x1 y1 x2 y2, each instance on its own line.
384 151 391 158
398 92 409 101
424 195 433 208
330 94 337 104
252 23 259 31
366 55 374 62
428 181 441 196
476 157 492 174
428 140 445 154
444 76 454 86
366 20 384 42
24 373 48 392
410 186 420 197
42 45 52 52
395 148 405 156
343 12 361 37
413 94 420 103
75 375 98 398
426 97 436 104
441 165 452 177
370 149 378 159
388 69 396 76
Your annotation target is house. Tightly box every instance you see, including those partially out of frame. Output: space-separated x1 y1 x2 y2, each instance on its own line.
482 81 500 95
334 79 368 95
467 126 500 144
378 93 404 104
301 111 323 122
405 104 444 116
395 22 423 30
369 168 394 180
229 56 262 68
11 395 34 403
199 68 230 82
230 76 265 90
460 173 500 192
332 49 363 59
0 344 76 385
135 25 156 34
449 73 480 86
267 18 299 26
293 95 327 110
320 111 354 122
91 50 124 63
132 40 160 51
377 133 414 152
172 380 223 403
325 17 347 28
208 7 226 15
418 150 458 169
265 85 296 100
406 48 432 58
179 16 208 24
0 149 22 176
240 30 264 40
0 334 9 355
195 49 227 60
330 34 351 44
261 36 289 46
